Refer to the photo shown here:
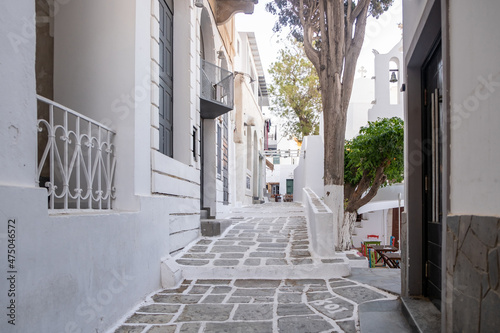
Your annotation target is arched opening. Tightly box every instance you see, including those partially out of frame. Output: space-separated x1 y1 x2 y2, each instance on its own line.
389 58 400 105
200 8 215 63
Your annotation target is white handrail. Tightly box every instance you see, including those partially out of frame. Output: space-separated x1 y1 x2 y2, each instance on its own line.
36 95 116 133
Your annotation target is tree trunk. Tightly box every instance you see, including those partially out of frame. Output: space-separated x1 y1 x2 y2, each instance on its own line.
338 211 357 251
297 0 370 252
322 79 348 252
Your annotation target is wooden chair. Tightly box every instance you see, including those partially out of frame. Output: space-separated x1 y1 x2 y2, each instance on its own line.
363 234 380 257
368 248 377 268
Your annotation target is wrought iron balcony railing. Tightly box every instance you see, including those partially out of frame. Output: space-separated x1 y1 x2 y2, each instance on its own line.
200 59 234 119
36 95 116 210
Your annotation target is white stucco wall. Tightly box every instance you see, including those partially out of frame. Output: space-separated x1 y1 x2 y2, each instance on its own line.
402 0 429 58
345 78 374 139
448 0 500 217
0 186 180 333
293 135 324 202
0 1 201 332
0 0 37 187
53 0 145 210
351 210 391 248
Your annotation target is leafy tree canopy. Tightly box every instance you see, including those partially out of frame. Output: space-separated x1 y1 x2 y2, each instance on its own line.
266 0 394 44
268 40 322 142
266 0 394 188
344 117 404 212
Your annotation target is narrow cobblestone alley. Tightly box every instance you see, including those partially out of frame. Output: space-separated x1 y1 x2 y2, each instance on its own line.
112 203 409 333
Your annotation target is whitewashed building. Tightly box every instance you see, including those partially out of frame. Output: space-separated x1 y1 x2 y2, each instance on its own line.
350 40 405 248
297 39 405 249
232 32 268 206
0 0 259 332
402 0 500 330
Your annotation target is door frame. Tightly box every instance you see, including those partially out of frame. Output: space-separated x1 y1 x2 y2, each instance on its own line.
421 41 443 308
404 0 451 328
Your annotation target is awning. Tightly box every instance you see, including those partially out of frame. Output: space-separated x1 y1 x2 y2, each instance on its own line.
357 199 404 214
265 159 274 171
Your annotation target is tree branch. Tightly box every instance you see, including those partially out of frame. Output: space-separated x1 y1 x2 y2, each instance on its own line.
299 0 321 72
350 0 369 24
351 169 371 202
334 0 345 70
344 182 355 202
341 2 369 112
346 165 388 212
319 0 328 71
345 0 353 58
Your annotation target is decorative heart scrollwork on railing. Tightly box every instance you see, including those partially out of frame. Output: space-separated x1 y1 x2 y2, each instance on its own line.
36 95 117 210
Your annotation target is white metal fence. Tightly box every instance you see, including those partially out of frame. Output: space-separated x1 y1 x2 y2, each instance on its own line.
36 95 116 210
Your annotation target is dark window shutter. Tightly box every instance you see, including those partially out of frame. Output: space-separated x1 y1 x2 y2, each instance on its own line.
159 0 173 157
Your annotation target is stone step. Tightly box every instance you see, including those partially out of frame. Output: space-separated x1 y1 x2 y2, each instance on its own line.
177 258 351 280
359 299 412 333
200 219 233 237
200 209 211 220
401 296 441 333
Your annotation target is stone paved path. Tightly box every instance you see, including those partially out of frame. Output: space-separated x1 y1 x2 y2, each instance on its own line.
115 277 394 333
112 203 399 333
173 203 364 280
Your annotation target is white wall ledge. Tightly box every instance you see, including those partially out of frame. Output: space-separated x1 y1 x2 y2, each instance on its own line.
304 187 336 257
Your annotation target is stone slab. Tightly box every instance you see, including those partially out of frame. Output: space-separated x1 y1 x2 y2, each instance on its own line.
201 295 226 303
176 304 233 322
214 259 240 266
137 304 180 313
278 316 333 333
147 326 176 333
115 326 146 333
232 288 276 297
277 303 314 316
233 303 274 320
205 322 273 333
333 286 387 304
196 279 231 285
152 294 203 304
179 323 202 333
125 313 173 324
243 258 261 266
234 279 281 288
211 246 249 253
176 259 209 266
188 285 210 294
278 292 303 303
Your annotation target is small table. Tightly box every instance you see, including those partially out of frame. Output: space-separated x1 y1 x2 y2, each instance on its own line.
382 252 401 268
362 239 381 256
371 245 398 264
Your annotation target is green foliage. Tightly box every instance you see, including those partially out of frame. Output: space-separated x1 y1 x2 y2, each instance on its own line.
345 117 404 188
268 40 322 141
266 0 395 42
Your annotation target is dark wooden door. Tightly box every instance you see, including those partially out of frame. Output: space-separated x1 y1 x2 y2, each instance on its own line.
159 0 173 157
422 42 443 309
